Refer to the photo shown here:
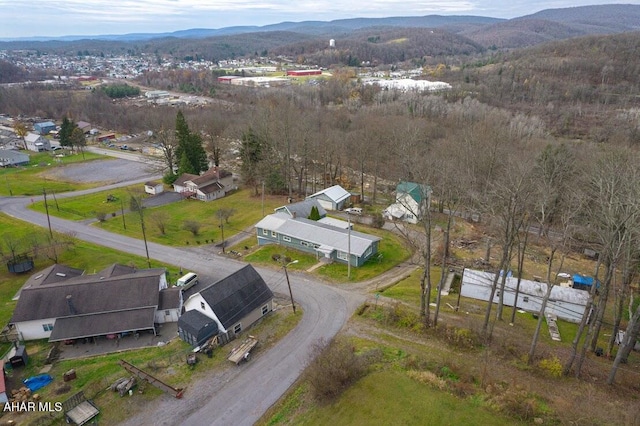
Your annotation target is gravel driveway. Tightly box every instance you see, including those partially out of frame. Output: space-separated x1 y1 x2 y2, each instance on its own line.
40 159 158 184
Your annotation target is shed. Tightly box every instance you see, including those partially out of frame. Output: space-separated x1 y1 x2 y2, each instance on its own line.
178 310 219 347
9 344 28 368
144 181 164 195
572 274 600 292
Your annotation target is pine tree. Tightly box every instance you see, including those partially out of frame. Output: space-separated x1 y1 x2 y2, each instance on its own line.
174 110 208 175
308 205 321 221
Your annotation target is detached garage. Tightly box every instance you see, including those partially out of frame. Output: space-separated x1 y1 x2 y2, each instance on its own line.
306 185 351 211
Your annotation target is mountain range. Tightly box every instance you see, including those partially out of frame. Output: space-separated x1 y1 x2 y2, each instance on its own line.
1 4 639 63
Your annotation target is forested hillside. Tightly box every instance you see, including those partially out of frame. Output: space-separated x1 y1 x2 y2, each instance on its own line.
455 31 640 141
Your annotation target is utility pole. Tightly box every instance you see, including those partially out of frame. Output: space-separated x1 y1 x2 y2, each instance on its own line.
43 188 53 238
136 199 151 268
120 198 126 230
283 260 298 313
347 212 351 279
219 218 225 253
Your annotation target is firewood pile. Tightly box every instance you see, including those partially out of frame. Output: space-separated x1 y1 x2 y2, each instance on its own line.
10 386 32 402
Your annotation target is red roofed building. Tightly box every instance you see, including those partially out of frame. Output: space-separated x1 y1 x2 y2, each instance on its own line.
286 69 322 77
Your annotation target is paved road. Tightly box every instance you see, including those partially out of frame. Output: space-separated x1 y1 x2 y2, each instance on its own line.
0 187 364 425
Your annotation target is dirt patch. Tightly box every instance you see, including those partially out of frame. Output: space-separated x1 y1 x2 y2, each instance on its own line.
40 159 157 184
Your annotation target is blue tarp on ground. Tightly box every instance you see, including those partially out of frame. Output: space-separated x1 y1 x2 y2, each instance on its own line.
23 374 53 392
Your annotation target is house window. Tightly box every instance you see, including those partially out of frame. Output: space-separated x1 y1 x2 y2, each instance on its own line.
282 235 291 242
200 301 205 310
523 296 529 303
301 241 311 247
262 305 269 315
337 251 348 261
271 231 277 237
234 323 242 334
365 246 372 256
42 323 54 332
165 310 171 316
262 229 269 236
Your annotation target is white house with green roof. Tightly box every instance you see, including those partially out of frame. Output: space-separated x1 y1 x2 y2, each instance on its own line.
383 181 431 224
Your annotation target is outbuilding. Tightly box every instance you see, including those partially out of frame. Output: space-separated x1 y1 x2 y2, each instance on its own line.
34 121 56 135
9 344 28 368
306 185 351 211
144 181 164 195
177 309 219 347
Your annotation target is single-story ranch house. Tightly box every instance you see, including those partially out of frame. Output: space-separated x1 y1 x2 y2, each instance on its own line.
0 149 29 167
255 212 381 267
10 264 180 342
178 264 274 347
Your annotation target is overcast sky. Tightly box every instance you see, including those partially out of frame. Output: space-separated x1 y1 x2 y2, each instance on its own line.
1 0 638 39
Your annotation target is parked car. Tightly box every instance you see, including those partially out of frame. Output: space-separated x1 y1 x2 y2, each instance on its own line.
345 207 363 215
120 145 128 150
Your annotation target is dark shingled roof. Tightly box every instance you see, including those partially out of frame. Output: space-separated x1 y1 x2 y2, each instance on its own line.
178 309 218 338
174 173 198 187
199 264 273 329
22 264 85 289
96 264 137 278
49 307 157 342
159 287 181 310
275 199 326 219
11 267 165 323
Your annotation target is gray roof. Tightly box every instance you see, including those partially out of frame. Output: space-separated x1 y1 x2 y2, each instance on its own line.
198 264 273 329
0 149 29 162
49 307 157 342
275 199 326 219
12 266 165 322
159 287 181 310
21 264 85 289
25 133 43 143
178 309 219 338
307 185 350 204
255 213 380 256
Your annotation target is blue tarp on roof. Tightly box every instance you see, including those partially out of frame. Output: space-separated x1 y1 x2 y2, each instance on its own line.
573 274 600 288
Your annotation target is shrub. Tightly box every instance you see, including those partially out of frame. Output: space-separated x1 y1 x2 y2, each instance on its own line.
371 212 386 228
538 356 563 378
305 338 367 402
95 211 107 222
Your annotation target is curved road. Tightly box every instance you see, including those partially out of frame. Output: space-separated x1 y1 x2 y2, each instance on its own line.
0 192 364 425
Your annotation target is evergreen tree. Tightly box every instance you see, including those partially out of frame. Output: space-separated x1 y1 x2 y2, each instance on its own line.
59 116 75 148
308 205 321 221
174 110 208 175
240 128 265 195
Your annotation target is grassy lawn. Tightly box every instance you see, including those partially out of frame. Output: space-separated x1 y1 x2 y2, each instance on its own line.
0 213 181 330
30 185 146 220
0 151 105 196
261 336 521 426
71 189 285 246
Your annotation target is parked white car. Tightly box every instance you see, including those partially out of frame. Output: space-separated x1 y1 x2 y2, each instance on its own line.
345 207 363 215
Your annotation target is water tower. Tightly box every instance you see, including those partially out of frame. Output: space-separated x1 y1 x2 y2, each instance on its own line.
329 39 335 48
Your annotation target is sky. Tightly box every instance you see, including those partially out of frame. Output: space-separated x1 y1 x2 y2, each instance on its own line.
1 0 638 39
